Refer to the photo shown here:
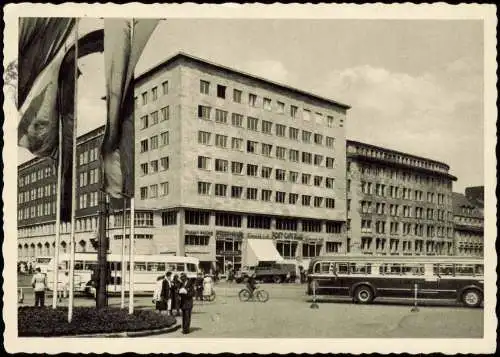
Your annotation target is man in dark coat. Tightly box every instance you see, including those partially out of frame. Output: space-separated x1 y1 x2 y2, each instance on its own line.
161 271 172 315
178 273 195 334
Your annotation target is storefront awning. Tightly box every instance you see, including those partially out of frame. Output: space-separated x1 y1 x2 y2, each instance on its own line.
246 239 284 266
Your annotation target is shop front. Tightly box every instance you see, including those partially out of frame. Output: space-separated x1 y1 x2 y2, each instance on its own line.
184 229 215 273
215 230 243 274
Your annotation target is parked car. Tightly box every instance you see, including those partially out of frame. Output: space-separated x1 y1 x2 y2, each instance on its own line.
235 263 297 284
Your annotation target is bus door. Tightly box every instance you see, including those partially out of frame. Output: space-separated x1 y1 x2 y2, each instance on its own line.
334 262 351 296
311 262 335 294
419 263 440 297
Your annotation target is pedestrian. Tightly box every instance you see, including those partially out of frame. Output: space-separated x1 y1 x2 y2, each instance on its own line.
171 274 181 316
58 270 69 302
178 273 195 334
202 273 213 302
161 271 173 315
153 275 166 313
195 273 203 301
31 267 47 307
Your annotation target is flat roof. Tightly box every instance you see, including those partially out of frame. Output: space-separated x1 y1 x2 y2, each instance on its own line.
135 52 351 111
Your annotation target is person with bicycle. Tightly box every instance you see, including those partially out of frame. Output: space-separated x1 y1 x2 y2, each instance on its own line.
246 273 258 297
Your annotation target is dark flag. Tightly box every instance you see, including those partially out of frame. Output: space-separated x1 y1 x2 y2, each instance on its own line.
102 19 159 206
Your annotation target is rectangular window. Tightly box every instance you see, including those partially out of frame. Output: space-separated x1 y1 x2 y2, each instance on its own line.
247 140 257 153
198 131 211 145
140 163 149 176
289 171 299 183
217 85 226 99
162 80 168 95
314 176 323 187
231 186 243 198
150 184 158 198
263 98 272 111
314 197 323 208
160 157 169 171
275 191 286 203
325 198 335 209
246 188 258 200
231 161 244 174
215 213 242 227
315 112 323 124
326 157 335 168
277 101 285 114
185 210 210 225
152 87 158 101
197 182 211 195
289 149 299 162
231 113 243 127
198 156 211 170
275 147 286 160
140 187 148 200
247 215 271 229
215 109 228 123
140 115 148 129
161 106 170 121
327 115 334 127
200 80 210 95
276 124 286 137
261 143 273 157
160 182 169 196
247 164 258 177
262 120 272 134
215 134 228 148
140 139 149 153
275 169 286 181
150 135 159 150
302 152 312 164
289 127 299 140
261 166 272 178
249 93 257 107
261 189 272 201
326 137 335 148
301 195 311 206
142 91 148 105
301 173 311 185
231 137 244 151
198 105 211 120
150 160 158 173
303 109 311 121
247 117 259 131
290 105 298 118
314 154 323 166
314 133 323 145
233 89 242 103
215 184 227 197
302 130 311 143
215 159 228 172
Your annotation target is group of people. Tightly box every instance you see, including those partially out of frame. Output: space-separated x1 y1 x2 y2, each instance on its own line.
152 272 195 334
194 273 214 301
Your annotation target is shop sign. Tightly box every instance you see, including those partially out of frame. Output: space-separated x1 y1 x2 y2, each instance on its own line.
303 237 323 244
185 230 213 236
271 232 304 241
247 233 271 240
216 250 241 256
215 230 243 240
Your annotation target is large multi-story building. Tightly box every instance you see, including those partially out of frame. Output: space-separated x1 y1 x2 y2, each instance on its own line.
346 140 457 256
18 53 351 273
452 189 484 257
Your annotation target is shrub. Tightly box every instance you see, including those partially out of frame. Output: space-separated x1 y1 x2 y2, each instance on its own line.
18 306 177 337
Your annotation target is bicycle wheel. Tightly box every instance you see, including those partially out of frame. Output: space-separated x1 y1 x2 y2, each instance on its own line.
238 289 251 302
256 289 269 303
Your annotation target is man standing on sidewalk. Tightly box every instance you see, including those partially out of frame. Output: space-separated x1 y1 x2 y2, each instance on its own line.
178 273 195 334
31 267 47 307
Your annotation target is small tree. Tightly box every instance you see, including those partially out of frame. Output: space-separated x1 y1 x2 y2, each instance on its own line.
4 60 18 108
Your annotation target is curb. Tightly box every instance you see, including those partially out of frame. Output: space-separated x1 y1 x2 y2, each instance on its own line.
62 323 181 338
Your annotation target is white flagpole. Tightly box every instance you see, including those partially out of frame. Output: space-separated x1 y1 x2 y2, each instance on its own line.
128 197 135 314
121 198 126 309
68 18 79 323
52 119 63 309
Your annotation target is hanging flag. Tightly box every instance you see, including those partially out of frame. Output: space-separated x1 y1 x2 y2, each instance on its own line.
102 19 159 201
17 18 104 221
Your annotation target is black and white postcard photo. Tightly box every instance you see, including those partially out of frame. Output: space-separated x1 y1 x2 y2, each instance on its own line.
2 3 497 354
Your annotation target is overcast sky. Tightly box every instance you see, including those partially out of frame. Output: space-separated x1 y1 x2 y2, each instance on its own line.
16 18 484 193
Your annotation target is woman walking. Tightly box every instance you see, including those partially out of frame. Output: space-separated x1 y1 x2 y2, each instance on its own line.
202 274 213 302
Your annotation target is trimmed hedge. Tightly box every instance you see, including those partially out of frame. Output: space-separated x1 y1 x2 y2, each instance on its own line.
18 306 177 337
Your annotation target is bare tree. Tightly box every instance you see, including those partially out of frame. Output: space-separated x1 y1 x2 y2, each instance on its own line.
4 60 18 108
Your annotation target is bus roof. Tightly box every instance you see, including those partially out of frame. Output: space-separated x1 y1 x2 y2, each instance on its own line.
308 255 484 264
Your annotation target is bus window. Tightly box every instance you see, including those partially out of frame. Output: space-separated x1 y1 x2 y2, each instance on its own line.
350 263 371 275
74 261 84 270
157 263 166 272
186 263 197 273
336 263 349 275
402 264 424 276
134 262 147 271
433 264 454 276
84 262 98 271
455 264 474 276
474 264 484 276
167 263 177 272
176 263 185 272
380 264 402 275
313 262 321 274
147 263 158 272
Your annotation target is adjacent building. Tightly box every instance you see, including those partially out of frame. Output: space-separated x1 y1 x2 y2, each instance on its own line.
452 189 484 257
346 140 457 256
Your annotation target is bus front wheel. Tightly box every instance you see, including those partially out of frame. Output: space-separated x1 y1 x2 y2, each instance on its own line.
354 285 374 304
461 289 482 308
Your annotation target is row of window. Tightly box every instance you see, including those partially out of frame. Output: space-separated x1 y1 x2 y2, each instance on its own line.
139 132 170 153
359 201 452 221
18 202 56 220
198 80 342 128
137 80 169 107
140 157 170 175
18 184 57 204
139 182 170 200
78 192 99 209
360 237 453 254
79 147 99 166
360 219 454 238
79 168 100 187
114 212 155 227
359 182 449 205
18 166 55 187
139 106 170 129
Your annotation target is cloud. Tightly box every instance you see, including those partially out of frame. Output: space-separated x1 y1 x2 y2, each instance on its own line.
242 60 290 84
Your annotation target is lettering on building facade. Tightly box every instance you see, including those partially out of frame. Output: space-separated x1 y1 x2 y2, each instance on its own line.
215 230 243 240
185 230 213 236
271 232 304 241
246 233 272 240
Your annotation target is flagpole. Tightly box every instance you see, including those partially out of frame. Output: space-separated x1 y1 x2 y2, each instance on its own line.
120 197 126 309
52 122 63 309
68 17 79 323
128 197 135 314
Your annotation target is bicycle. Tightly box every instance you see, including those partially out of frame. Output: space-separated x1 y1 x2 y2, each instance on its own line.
238 287 269 302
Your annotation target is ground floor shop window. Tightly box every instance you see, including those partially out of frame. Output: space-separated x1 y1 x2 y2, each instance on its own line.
276 240 297 259
216 238 242 274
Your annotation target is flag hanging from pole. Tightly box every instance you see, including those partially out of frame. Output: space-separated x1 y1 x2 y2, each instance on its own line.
17 17 104 222
102 19 159 203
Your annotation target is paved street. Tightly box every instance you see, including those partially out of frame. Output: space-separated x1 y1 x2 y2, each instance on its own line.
18 279 483 338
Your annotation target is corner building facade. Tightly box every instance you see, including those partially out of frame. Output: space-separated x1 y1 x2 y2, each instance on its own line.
452 191 484 257
346 140 457 256
125 53 350 272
